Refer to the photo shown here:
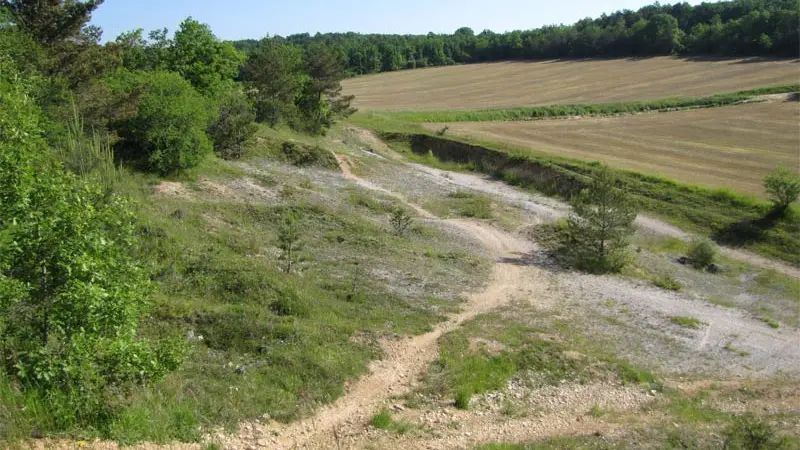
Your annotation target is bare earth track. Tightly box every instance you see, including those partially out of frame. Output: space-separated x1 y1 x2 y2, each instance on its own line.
342 57 800 111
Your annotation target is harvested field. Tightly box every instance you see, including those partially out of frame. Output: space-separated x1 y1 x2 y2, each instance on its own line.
425 100 800 197
342 57 799 111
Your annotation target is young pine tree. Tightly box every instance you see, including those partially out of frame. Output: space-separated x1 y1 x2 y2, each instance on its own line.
278 212 302 273
561 166 637 273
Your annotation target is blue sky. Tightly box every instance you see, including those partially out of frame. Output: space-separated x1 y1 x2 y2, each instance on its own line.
92 0 705 42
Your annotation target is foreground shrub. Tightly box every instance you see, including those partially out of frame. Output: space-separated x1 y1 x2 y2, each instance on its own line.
109 70 213 174
208 87 258 160
0 61 184 426
688 238 717 270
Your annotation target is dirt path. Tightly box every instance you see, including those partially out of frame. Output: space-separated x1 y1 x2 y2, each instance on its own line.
213 159 551 449
409 162 800 279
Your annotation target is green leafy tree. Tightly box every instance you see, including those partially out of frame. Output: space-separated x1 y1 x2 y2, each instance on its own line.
764 167 800 212
109 70 213 174
166 17 245 95
641 14 684 54
561 166 638 273
208 86 258 160
295 43 356 135
240 38 305 126
0 59 183 422
0 0 103 47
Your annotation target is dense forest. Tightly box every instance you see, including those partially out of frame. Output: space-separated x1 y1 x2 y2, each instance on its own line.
233 0 799 76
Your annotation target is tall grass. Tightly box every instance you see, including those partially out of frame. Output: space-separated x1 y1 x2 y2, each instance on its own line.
360 85 799 123
59 107 122 194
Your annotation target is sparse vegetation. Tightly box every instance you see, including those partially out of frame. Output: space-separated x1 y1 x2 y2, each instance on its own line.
724 342 751 358
390 208 413 237
671 316 703 330
425 191 493 219
653 274 682 291
370 410 415 434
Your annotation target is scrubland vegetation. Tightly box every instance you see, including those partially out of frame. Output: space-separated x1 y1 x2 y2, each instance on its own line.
1 0 799 448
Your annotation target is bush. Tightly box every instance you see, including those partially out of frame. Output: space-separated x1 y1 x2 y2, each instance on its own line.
279 141 338 169
390 208 413 237
109 70 213 174
723 414 788 449
0 63 184 425
764 167 800 212
687 238 717 270
208 87 258 160
455 390 472 410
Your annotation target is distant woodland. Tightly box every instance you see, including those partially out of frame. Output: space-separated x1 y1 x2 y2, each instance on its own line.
234 0 799 76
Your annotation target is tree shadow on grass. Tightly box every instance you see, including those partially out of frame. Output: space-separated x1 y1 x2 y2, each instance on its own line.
712 207 786 247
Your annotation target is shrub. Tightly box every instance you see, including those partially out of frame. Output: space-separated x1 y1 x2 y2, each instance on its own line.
279 141 338 169
0 63 184 424
109 70 213 174
764 167 800 212
688 238 717 270
208 87 258 160
390 208 413 237
722 414 788 450
455 390 472 410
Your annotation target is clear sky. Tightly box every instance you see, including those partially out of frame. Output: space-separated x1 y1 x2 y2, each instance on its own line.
91 0 705 42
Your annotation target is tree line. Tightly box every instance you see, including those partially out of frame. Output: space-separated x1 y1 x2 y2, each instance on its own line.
233 0 799 77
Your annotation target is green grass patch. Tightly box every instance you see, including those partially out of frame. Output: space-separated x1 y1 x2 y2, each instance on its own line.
370 411 415 434
724 342 751 358
666 393 728 424
670 316 703 330
653 275 682 291
355 85 799 123
759 316 781 329
425 191 493 219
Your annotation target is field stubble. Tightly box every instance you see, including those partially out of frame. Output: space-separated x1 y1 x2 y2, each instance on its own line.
426 100 800 197
343 57 800 112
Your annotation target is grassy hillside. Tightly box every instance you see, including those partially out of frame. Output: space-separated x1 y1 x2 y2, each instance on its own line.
0 127 491 442
374 131 799 266
342 58 799 112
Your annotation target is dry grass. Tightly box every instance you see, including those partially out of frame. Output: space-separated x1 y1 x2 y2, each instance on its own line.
425 100 799 197
342 58 799 111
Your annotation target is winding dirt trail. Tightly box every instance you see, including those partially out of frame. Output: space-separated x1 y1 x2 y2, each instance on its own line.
216 156 549 449
31 132 798 450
